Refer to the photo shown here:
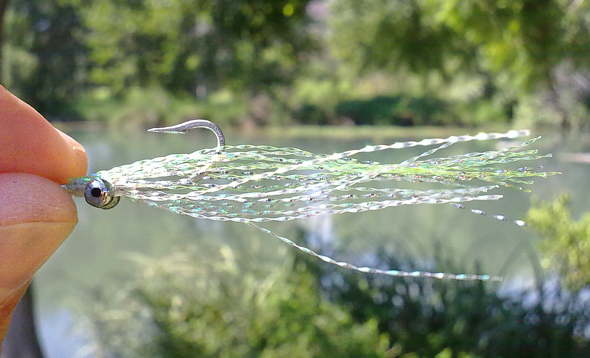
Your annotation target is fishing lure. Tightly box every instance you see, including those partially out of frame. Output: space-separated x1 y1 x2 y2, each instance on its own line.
64 120 556 281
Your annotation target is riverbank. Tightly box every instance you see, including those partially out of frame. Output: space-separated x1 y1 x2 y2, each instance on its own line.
53 120 518 142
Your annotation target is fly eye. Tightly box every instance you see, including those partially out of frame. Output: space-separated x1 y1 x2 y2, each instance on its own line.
84 178 120 209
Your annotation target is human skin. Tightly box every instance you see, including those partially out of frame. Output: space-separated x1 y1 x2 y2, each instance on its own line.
0 85 87 350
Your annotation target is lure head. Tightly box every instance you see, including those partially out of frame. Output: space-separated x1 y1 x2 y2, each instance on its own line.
84 178 120 209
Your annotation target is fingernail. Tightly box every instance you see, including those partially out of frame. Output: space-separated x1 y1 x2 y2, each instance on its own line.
0 222 76 301
55 128 88 180
56 128 86 156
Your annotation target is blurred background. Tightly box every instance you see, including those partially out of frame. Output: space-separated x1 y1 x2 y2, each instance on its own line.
3 0 590 129
2 0 590 357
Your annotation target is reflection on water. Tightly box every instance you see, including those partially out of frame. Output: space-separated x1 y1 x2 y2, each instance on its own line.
37 309 88 358
34 127 587 357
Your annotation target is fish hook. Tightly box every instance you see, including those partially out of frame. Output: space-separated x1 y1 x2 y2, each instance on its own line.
148 119 226 153
64 119 226 209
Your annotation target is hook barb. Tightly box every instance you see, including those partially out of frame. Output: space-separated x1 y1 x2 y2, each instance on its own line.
148 119 225 152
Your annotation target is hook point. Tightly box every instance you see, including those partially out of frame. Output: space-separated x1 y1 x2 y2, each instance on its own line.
148 119 225 151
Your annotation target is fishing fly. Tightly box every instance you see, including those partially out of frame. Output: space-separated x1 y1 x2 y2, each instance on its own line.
64 120 557 281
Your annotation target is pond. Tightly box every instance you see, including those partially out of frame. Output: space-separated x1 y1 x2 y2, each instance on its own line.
31 125 586 357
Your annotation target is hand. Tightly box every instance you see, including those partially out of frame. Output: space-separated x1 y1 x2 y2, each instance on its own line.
0 85 87 347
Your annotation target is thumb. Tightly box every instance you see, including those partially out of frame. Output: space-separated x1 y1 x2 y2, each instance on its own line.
0 173 78 337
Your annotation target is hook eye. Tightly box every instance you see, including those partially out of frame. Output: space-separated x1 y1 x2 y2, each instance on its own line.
84 178 120 209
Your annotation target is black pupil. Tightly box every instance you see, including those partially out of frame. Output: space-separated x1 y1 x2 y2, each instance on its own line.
91 187 103 198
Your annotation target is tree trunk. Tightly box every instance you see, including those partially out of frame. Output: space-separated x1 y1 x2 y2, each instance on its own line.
0 0 10 82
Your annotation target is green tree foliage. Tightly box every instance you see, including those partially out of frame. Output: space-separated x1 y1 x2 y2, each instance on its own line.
63 0 316 97
320 251 590 357
328 0 590 127
329 0 461 76
2 0 86 116
329 0 590 93
85 246 390 358
2 0 590 125
86 241 590 357
526 194 590 292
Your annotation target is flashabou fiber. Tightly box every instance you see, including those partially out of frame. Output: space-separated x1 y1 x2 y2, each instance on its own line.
66 129 556 281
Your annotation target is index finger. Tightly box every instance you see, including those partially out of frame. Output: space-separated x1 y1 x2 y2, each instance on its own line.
0 85 87 183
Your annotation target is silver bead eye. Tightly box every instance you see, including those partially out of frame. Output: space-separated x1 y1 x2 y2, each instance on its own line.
84 178 120 209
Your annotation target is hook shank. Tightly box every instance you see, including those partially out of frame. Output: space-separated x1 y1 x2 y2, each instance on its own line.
148 119 225 151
